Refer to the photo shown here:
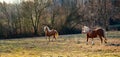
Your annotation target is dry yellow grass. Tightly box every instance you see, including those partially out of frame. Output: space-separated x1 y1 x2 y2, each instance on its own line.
0 33 120 57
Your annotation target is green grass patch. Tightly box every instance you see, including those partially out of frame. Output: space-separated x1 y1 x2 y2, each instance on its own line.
0 31 120 57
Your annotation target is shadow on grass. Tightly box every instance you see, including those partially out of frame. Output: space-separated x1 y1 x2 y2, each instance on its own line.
106 43 120 46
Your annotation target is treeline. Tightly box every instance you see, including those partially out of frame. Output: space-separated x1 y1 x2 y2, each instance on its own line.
0 0 119 38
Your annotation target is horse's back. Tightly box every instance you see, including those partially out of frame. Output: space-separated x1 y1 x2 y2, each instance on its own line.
87 31 97 38
47 29 57 36
96 28 105 37
87 28 105 38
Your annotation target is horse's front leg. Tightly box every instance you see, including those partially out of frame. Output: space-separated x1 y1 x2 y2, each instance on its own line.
46 36 47 40
51 36 54 42
49 37 50 42
99 36 103 44
86 37 89 45
92 38 94 45
45 33 47 40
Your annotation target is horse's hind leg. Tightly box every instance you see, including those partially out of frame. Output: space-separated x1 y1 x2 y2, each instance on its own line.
102 31 107 43
99 36 103 44
102 34 107 43
53 35 57 41
103 36 107 43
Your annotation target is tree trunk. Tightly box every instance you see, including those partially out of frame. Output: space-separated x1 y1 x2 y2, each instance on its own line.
33 26 38 36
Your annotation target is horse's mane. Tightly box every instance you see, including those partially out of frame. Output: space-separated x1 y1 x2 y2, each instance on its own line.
83 26 103 31
44 26 51 32
93 27 102 30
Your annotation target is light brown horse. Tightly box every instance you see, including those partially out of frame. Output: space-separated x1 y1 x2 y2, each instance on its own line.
82 26 107 45
44 26 59 42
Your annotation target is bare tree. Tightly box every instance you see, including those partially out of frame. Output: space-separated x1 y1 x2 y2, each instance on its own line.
21 0 51 35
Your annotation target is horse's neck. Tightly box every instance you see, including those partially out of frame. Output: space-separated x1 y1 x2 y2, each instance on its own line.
90 27 97 31
47 28 52 32
46 30 51 34
88 28 99 34
88 29 92 33
86 27 95 33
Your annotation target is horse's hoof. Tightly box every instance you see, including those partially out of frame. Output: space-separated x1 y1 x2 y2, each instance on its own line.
86 43 88 45
105 42 107 44
92 43 95 45
105 42 107 43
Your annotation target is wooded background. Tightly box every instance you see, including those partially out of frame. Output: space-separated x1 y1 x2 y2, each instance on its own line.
0 0 120 38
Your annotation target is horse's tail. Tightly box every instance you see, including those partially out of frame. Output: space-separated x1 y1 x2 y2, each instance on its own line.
55 31 59 39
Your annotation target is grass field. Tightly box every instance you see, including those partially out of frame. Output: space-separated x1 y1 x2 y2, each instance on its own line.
0 31 120 57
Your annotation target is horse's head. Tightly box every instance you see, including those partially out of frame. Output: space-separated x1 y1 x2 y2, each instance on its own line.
44 26 48 32
82 26 90 33
44 26 51 32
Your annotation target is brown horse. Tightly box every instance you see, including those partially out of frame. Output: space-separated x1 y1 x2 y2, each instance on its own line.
44 26 59 42
82 26 107 45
